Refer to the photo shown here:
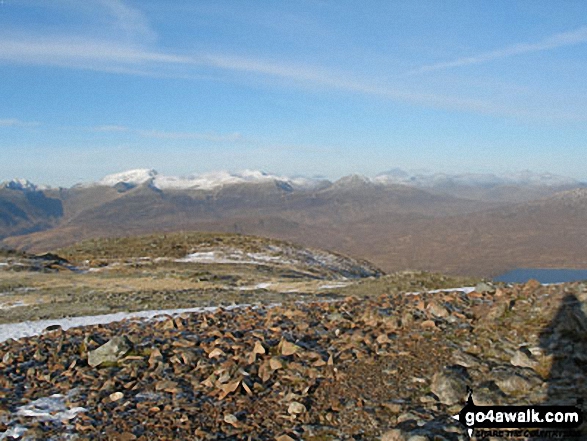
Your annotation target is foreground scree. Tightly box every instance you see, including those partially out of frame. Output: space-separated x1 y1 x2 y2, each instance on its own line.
0 281 586 440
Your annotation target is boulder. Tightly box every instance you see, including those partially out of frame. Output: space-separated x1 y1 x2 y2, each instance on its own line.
430 366 469 405
87 336 133 368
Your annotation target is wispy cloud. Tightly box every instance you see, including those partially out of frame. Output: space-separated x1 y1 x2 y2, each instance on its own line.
96 0 156 42
0 118 40 128
1 24 584 122
412 26 587 74
0 37 190 67
0 35 563 120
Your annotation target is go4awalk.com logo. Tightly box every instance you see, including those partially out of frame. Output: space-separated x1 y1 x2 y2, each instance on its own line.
452 389 584 438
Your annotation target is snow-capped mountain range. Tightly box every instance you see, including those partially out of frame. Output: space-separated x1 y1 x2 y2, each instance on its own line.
92 168 582 191
93 169 325 191
1 168 582 192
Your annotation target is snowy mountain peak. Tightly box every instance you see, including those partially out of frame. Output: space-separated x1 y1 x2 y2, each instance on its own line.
333 174 372 188
1 178 38 191
97 169 158 187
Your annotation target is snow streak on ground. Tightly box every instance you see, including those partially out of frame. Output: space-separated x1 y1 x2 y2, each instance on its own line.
0 288 476 343
0 306 218 343
175 249 294 265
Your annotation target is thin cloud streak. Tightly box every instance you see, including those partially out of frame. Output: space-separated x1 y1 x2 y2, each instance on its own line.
0 37 190 66
412 26 587 73
1 35 583 121
0 118 40 128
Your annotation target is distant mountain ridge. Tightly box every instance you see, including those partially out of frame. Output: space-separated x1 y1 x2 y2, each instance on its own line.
374 168 581 188
3 168 582 193
1 168 586 277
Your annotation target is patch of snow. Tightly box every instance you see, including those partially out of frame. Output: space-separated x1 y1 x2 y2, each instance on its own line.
154 170 286 191
0 301 26 310
332 174 372 188
14 287 37 293
0 306 216 343
1 178 38 191
96 168 158 187
0 286 476 343
239 282 273 291
0 425 28 440
405 286 476 296
16 394 86 422
176 250 291 265
246 252 292 264
318 282 351 290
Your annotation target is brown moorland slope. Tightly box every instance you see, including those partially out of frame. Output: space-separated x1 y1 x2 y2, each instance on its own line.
2 184 587 277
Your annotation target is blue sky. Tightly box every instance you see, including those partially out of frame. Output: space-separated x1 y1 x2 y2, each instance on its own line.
1 1 586 186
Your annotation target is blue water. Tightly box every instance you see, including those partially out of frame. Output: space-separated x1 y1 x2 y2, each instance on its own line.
494 268 587 284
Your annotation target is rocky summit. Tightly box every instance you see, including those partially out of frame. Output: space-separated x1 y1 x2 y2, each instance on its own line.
0 281 586 440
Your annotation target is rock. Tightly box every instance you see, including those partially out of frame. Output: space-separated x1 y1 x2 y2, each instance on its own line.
452 351 480 368
109 391 124 402
483 301 509 321
280 339 300 356
397 412 419 424
2 352 13 364
427 302 449 318
493 371 537 395
475 282 494 294
472 383 506 406
223 414 239 426
287 402 306 415
87 336 133 368
430 366 469 405
208 347 225 359
381 429 408 441
511 348 538 368
421 320 436 329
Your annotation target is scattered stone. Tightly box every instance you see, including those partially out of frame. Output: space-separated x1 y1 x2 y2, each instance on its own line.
492 371 537 395
381 428 408 441
87 336 133 368
426 301 449 318
109 391 124 402
0 280 584 439
430 366 470 405
287 402 306 415
510 347 538 368
224 414 239 426
475 282 494 294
